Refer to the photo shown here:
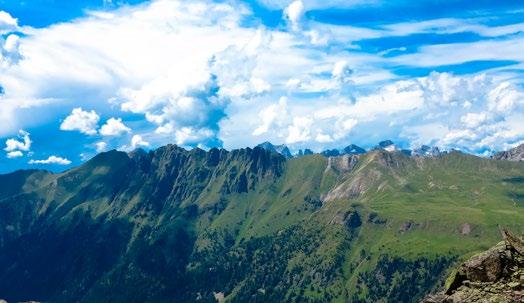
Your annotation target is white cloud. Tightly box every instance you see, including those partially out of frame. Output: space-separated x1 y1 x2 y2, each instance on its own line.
284 1 305 31
99 117 131 136
0 11 18 34
332 61 353 84
28 155 71 165
174 127 215 146
1 34 21 68
6 150 23 158
131 135 149 149
95 141 107 152
315 132 333 143
461 112 489 128
242 71 524 153
4 130 31 158
60 108 100 135
253 97 289 136
392 37 524 68
0 0 523 156
286 116 312 144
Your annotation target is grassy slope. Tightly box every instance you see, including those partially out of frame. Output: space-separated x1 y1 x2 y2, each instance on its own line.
0 148 523 302
189 150 524 301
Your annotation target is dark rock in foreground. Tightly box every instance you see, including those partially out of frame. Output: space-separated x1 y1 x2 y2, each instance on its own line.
421 229 524 303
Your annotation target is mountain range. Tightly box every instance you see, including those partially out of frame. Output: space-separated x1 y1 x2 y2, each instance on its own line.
0 142 523 302
257 140 523 160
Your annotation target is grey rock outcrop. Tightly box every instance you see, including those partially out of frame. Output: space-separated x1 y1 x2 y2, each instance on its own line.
421 229 524 303
492 143 524 162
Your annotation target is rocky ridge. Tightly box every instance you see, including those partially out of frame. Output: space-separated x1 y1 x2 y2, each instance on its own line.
493 144 524 162
421 229 524 303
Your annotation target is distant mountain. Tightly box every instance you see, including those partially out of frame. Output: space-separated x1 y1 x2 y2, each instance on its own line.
413 145 442 157
343 144 366 155
257 141 293 158
297 148 314 156
321 144 366 157
321 148 340 157
0 144 523 303
375 140 397 152
492 143 524 161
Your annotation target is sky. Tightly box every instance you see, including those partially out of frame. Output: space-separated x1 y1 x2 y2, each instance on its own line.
0 0 523 172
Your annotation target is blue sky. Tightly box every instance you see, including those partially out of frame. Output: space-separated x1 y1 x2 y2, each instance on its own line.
0 0 523 173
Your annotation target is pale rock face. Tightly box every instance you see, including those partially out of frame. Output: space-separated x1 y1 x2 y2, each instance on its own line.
492 143 524 161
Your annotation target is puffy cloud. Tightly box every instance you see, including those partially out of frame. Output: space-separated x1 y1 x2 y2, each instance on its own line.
253 97 289 136
487 82 521 114
7 151 23 158
461 112 489 128
0 11 18 34
284 1 305 30
4 130 31 158
1 34 21 68
174 127 216 147
286 116 312 144
99 117 131 136
1 0 523 158
245 71 524 153
28 155 71 165
131 135 149 149
95 141 107 152
60 108 100 135
332 61 353 84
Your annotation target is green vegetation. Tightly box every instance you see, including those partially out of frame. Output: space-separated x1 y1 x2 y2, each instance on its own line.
0 146 523 302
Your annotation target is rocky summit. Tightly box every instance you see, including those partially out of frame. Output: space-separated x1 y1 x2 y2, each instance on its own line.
421 229 524 303
493 143 524 162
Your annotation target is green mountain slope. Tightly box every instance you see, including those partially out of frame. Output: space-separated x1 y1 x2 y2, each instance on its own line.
0 146 523 303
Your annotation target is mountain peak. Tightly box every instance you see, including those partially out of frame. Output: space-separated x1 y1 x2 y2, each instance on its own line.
256 141 293 158
375 140 397 152
492 143 524 161
343 144 366 155
412 145 441 157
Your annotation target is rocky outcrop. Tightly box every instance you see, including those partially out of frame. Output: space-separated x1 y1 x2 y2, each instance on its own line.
330 210 362 229
256 141 293 158
421 229 524 303
413 145 442 157
492 143 524 162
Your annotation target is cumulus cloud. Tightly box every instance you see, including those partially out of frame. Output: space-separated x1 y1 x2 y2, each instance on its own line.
1 0 523 157
131 135 149 149
4 130 31 158
284 1 305 31
0 11 18 34
95 141 107 153
28 155 71 165
60 108 100 135
99 117 131 136
7 151 23 158
286 116 312 144
252 97 289 136
332 61 353 84
246 71 524 153
461 112 489 128
1 34 21 68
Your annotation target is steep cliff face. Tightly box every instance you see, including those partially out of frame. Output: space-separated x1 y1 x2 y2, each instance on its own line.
421 229 524 303
0 146 523 303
